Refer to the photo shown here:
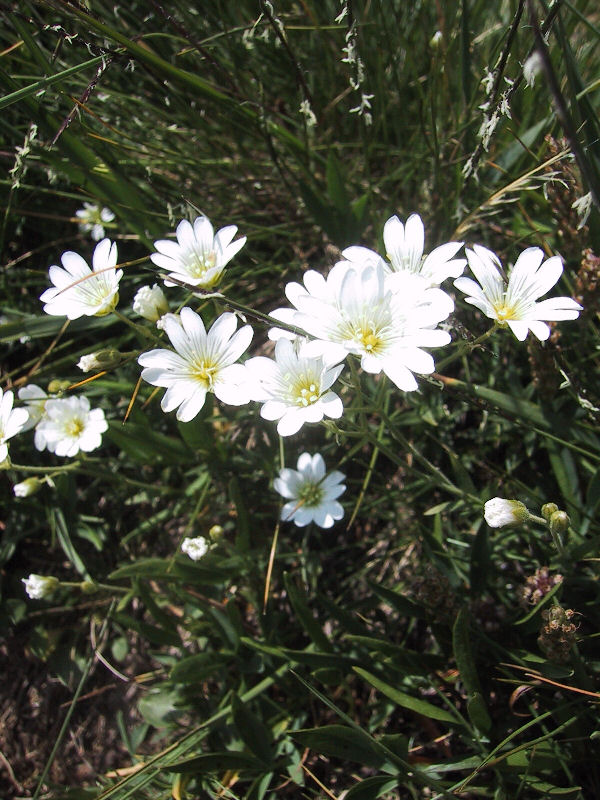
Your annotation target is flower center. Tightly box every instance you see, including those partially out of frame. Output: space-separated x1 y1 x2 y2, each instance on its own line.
352 321 384 353
192 360 218 389
298 482 324 508
493 301 515 322
285 372 321 407
65 416 85 437
188 249 216 279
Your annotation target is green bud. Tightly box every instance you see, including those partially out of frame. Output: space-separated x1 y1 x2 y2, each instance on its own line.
541 503 559 522
209 524 224 540
79 580 99 595
77 349 124 372
47 379 71 393
549 510 570 536
430 30 443 49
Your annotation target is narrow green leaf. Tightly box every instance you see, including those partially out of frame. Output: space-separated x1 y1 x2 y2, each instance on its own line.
353 667 462 725
232 696 275 766
284 573 332 652
466 693 492 735
292 725 386 769
326 151 350 212
112 612 181 647
452 607 481 696
0 55 106 110
52 508 90 580
452 608 491 732
345 776 400 799
166 751 263 773
171 653 232 683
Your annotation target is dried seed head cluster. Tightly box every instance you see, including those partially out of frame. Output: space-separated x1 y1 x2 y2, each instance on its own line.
544 136 589 260
518 566 562 609
538 606 578 663
574 249 600 316
410 563 457 624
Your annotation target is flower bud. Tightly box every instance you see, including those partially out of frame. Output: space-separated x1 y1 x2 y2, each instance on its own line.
181 536 209 561
209 524 224 540
541 503 559 522
133 284 169 322
13 477 42 498
80 580 99 594
549 510 570 536
484 497 531 528
430 30 443 49
77 349 123 372
47 379 71 393
22 574 59 599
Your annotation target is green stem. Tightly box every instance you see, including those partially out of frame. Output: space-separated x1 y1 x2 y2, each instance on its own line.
113 309 163 344
9 461 81 474
158 274 307 337
436 325 498 371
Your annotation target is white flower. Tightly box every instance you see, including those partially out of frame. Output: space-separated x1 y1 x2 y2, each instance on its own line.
273 452 346 528
454 244 583 341
13 477 42 498
22 574 59 599
138 308 253 422
18 384 50 450
523 52 543 87
40 239 122 319
271 260 453 392
133 284 169 322
0 388 28 462
246 338 344 436
181 536 209 561
344 214 465 287
75 202 115 241
484 497 531 528
151 216 246 290
36 396 108 457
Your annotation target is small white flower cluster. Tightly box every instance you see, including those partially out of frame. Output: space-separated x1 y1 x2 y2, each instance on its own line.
75 202 115 241
18 384 107 458
339 11 373 126
6 205 581 540
181 536 209 561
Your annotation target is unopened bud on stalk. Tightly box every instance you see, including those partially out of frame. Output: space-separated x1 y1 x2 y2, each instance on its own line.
430 30 443 49
22 574 59 599
80 580 99 594
549 510 570 536
209 524 224 540
47 379 71 393
77 349 124 372
541 503 559 522
484 497 531 528
132 284 169 322
13 477 42 497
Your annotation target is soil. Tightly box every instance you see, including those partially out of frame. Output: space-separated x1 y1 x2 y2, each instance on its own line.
0 633 150 799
